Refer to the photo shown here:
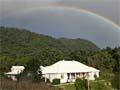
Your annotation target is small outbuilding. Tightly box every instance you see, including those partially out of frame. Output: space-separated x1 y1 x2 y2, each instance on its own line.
5 66 25 80
41 60 100 83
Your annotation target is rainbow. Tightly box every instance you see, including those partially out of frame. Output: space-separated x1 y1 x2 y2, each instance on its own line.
14 5 120 30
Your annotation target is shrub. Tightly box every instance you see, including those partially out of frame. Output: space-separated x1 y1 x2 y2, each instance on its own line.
52 78 60 85
91 81 110 90
111 74 120 90
75 78 87 90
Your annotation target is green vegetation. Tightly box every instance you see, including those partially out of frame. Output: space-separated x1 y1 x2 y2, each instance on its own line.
75 78 87 90
52 80 113 90
0 26 99 73
59 38 99 52
111 73 120 90
17 57 42 83
0 27 120 90
52 79 60 85
64 84 75 90
90 80 112 90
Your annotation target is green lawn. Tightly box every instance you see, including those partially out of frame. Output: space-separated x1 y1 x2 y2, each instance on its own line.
52 83 75 90
52 80 113 90
64 84 75 90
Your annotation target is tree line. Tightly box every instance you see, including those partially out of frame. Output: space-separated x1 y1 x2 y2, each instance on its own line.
0 27 119 75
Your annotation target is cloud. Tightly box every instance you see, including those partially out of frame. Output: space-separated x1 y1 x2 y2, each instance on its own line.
0 0 119 24
0 0 120 48
1 6 120 48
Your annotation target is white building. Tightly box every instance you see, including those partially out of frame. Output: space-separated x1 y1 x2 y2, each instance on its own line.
41 60 100 83
5 66 25 80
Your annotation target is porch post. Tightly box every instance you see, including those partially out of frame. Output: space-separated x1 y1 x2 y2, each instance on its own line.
45 74 47 83
83 73 84 78
70 73 71 82
87 72 90 90
75 73 77 79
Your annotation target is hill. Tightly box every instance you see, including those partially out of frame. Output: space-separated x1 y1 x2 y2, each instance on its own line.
0 27 99 55
1 27 120 75
59 38 99 51
0 26 100 69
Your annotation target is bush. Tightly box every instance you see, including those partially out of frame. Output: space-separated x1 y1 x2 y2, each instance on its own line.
91 81 110 90
75 78 87 90
52 79 60 85
111 74 120 90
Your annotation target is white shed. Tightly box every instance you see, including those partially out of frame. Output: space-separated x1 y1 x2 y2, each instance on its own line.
41 60 100 83
5 66 25 80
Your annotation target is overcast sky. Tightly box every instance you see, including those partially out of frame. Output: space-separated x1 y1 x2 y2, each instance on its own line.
1 0 120 24
0 0 120 48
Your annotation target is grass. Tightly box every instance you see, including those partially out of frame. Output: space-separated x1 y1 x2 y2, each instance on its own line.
52 83 75 90
90 80 113 90
64 84 75 90
52 80 113 90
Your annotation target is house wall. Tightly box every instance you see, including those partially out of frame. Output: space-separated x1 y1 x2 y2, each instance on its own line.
45 73 68 83
44 71 99 83
88 72 99 80
11 67 24 74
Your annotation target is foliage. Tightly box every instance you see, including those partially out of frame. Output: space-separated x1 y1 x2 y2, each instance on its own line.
59 38 99 52
70 49 96 64
75 78 87 90
0 27 120 83
64 84 75 90
0 27 98 56
91 81 111 90
17 57 42 83
52 79 60 85
111 73 120 90
0 26 99 73
88 50 117 73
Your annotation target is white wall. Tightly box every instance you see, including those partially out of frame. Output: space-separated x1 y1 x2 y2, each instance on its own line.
45 73 68 83
44 71 99 83
88 72 99 80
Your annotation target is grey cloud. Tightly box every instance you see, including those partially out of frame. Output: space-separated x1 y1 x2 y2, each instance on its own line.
0 0 120 48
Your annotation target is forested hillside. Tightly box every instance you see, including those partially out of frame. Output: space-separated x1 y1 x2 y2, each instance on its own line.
59 38 99 51
0 27 98 55
0 27 119 75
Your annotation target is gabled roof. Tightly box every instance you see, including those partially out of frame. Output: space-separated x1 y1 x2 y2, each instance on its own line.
89 67 100 72
5 71 21 75
5 66 25 75
42 60 99 74
12 66 25 69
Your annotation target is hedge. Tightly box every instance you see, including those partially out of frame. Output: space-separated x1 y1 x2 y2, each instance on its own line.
52 78 60 85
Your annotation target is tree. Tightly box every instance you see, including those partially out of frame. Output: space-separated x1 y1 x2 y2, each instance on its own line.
70 49 95 64
87 54 101 69
17 57 42 82
112 47 120 72
88 50 115 73
99 51 115 73
75 78 87 90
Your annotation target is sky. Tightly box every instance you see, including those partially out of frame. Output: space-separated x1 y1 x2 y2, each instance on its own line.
0 0 120 48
